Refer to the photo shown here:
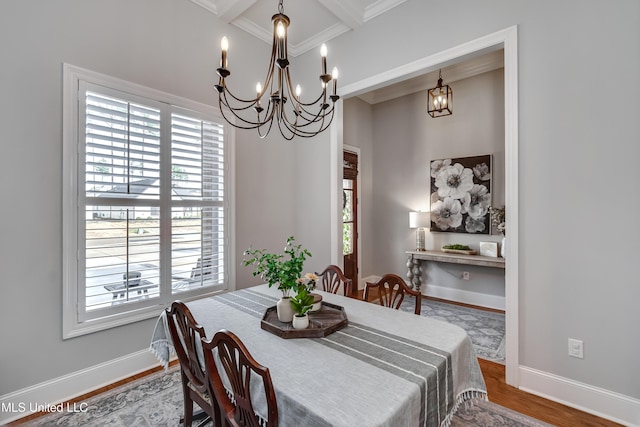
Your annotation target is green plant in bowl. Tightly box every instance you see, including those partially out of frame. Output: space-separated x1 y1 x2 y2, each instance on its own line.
442 244 471 251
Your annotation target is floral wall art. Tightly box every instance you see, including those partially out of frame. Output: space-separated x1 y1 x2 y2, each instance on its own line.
430 155 492 234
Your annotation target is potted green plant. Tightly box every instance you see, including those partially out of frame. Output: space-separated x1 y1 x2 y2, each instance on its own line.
290 282 315 329
243 236 312 322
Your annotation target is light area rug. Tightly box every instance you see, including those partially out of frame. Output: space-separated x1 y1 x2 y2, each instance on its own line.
25 365 551 427
399 298 506 364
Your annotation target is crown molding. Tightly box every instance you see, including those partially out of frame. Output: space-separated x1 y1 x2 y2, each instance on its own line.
190 0 408 57
356 49 504 105
364 0 408 22
233 17 350 57
232 16 272 45
318 0 364 29
217 0 257 23
191 0 218 15
290 23 351 56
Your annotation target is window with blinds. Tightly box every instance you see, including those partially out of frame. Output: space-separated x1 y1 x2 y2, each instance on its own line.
63 65 233 337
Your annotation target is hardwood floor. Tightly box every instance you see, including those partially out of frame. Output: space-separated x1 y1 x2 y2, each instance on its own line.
479 358 621 427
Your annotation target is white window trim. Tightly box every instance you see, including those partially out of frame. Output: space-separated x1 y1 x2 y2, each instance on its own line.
62 63 235 339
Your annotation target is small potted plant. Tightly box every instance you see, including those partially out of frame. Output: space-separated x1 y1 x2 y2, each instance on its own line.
243 236 312 322
290 282 315 329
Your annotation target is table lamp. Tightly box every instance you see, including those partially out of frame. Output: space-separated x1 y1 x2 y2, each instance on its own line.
409 211 430 251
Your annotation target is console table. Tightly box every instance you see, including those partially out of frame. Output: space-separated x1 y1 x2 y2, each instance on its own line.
406 250 505 292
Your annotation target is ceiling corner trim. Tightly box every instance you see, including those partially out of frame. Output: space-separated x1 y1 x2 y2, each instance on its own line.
232 16 273 45
197 0 410 58
317 0 364 30
289 23 352 57
231 17 351 57
364 0 408 22
218 0 258 23
191 0 218 15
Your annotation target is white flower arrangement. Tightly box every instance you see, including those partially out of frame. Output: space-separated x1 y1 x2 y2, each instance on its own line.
296 272 318 292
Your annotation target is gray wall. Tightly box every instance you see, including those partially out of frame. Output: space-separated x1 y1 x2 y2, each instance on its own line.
301 0 640 403
0 0 301 395
1 0 639 418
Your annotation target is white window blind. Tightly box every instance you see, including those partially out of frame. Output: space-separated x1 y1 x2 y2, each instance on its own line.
63 65 233 337
170 115 225 292
85 92 161 199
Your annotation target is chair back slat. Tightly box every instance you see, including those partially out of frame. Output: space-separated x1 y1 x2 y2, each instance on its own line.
317 265 352 296
364 274 422 315
166 301 208 391
166 301 221 426
202 329 279 427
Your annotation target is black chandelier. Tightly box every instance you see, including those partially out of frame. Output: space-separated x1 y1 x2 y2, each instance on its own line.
214 0 340 140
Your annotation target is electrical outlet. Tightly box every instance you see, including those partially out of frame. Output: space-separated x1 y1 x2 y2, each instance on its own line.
568 338 584 359
462 271 470 280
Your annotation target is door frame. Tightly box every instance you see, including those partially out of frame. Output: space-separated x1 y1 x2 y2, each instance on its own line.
343 145 362 291
330 26 519 386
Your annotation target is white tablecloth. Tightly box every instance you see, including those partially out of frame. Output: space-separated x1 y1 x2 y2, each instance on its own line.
150 284 486 427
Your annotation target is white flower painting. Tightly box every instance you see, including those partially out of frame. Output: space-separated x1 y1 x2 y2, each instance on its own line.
430 155 492 234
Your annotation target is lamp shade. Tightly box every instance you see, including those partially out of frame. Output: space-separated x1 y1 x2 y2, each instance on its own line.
409 211 430 229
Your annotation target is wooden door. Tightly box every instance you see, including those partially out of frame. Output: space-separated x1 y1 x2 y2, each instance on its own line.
343 151 358 296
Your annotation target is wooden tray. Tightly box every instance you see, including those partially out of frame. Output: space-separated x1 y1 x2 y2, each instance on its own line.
261 302 348 339
441 248 477 255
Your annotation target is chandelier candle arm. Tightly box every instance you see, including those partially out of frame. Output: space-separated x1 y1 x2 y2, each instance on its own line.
332 67 339 97
220 37 228 68
214 0 340 139
275 17 289 69
319 44 331 84
321 44 327 75
255 83 263 112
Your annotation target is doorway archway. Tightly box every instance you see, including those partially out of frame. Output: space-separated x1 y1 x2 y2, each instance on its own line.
330 26 519 386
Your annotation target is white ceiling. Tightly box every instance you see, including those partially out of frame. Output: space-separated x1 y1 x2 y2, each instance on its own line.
192 0 504 104
191 0 408 56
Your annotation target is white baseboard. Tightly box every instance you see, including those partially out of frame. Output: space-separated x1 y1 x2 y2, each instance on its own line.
0 349 163 425
519 365 640 427
423 283 505 311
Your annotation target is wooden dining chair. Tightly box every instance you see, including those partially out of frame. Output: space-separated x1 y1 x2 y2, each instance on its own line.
317 264 352 296
165 301 221 427
363 273 422 315
201 329 278 427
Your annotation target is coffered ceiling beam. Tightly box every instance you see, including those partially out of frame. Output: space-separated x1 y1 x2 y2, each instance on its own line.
317 0 364 30
217 0 257 23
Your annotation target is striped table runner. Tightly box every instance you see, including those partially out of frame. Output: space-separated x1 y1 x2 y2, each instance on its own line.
151 285 487 427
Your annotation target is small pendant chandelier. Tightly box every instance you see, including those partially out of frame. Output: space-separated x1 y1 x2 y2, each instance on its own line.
427 69 453 118
214 0 340 140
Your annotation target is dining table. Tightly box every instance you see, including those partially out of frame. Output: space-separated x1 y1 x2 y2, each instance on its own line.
150 284 487 427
